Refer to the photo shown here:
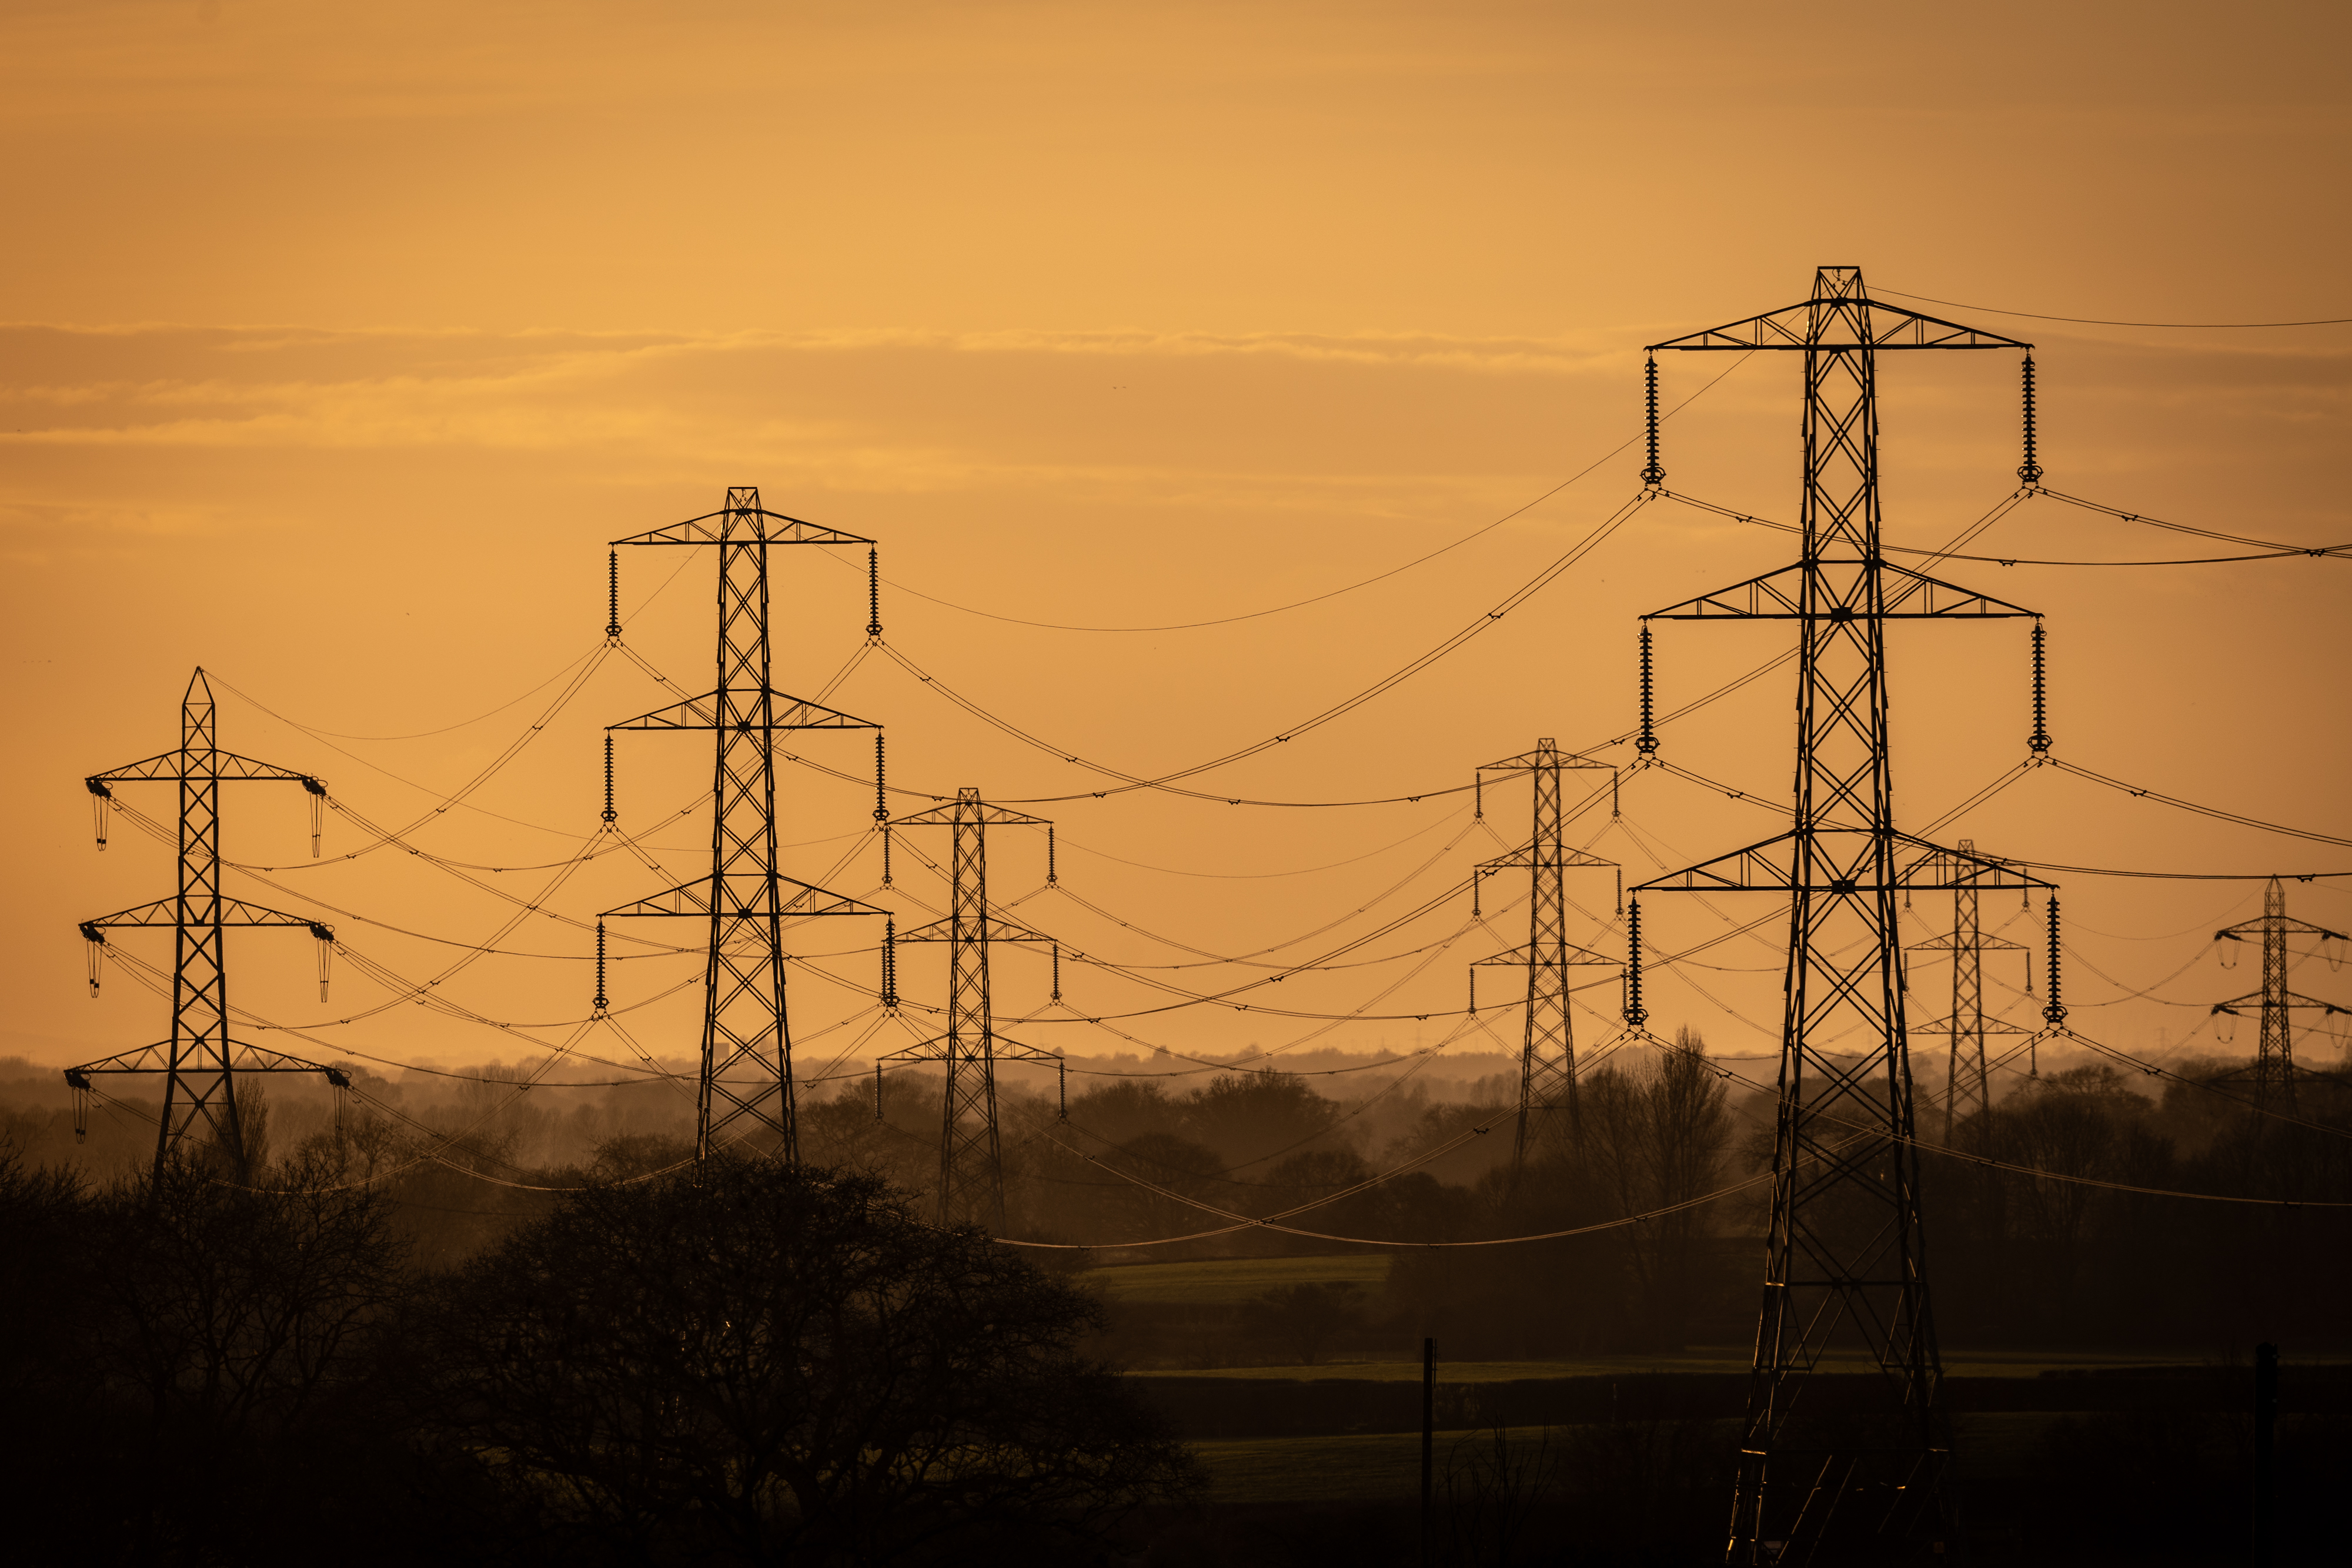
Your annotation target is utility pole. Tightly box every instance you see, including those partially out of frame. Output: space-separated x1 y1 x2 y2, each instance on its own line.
1906 840 2027 1145
1630 268 2056 1562
67 669 346 1181
602 488 890 1169
2211 875 2347 1115
1472 738 1619 1172
883 788 1061 1229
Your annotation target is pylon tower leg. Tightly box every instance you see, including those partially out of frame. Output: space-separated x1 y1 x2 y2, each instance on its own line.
1514 739 1576 1168
699 488 799 1164
1733 276 1945 1560
938 792 1003 1228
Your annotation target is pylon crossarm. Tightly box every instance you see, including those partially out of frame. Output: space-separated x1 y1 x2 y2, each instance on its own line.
1480 748 1612 773
607 688 881 731
891 802 1051 828
985 1034 1063 1063
1476 842 1616 872
896 914 1056 945
1646 296 2029 353
601 872 890 921
1475 941 1620 969
1636 828 2055 894
612 511 874 547
2212 991 2348 1015
1646 560 2037 621
66 1039 351 1086
88 748 321 785
82 895 332 933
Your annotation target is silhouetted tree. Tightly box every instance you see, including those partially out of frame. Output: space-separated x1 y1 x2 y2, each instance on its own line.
423 1156 1200 1563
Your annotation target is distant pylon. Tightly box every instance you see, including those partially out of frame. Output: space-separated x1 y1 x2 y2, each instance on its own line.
2211 875 2347 1115
884 788 1061 1229
1905 839 2027 1145
67 669 346 1181
1632 268 2057 1562
602 489 891 1169
1471 738 1618 1171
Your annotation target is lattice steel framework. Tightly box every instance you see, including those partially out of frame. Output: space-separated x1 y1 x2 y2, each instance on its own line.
883 788 1058 1229
1905 840 2025 1146
2212 875 2347 1115
1473 738 1618 1170
66 669 345 1181
1632 268 2057 1564
603 489 889 1168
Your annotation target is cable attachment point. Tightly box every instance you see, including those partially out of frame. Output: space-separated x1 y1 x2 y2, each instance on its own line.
593 920 609 1014
2017 354 2044 487
1639 354 1666 489
2042 895 2066 1028
86 777 112 851
601 736 619 825
1623 898 1648 1027
606 549 623 641
1636 624 1660 758
2028 620 2053 758
302 775 328 857
866 547 883 641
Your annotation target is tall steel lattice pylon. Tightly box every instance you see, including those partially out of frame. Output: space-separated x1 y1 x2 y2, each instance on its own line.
1472 738 1619 1170
1631 268 2059 1563
1905 840 2026 1146
883 788 1061 1229
67 669 346 1181
602 489 890 1168
2211 875 2347 1115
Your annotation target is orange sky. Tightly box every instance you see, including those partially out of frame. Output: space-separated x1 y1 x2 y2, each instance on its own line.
5 1 2348 1094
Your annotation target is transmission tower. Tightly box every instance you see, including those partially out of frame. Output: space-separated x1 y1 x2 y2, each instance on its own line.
2211 875 2347 1115
602 488 891 1168
1630 268 2057 1562
1472 738 1619 1171
1905 840 2027 1146
883 788 1061 1229
66 668 347 1181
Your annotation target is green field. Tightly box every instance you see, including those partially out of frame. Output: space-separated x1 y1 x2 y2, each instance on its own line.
1191 1414 2077 1505
1132 1346 2212 1381
1081 1251 1393 1304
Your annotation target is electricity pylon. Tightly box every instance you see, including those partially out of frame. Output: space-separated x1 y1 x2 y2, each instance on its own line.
602 488 890 1169
1631 268 2057 1563
1472 738 1619 1171
66 668 346 1181
2211 875 2347 1115
1905 840 2026 1145
883 788 1060 1229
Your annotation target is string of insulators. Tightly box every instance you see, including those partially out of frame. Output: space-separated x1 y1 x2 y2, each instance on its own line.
1639 354 1665 489
1468 965 1476 1015
1047 825 1057 885
1472 868 1482 918
1051 943 1061 1004
1058 1055 1068 1120
303 777 327 856
1636 626 1659 757
311 923 333 1002
605 550 623 640
601 737 618 825
593 920 609 1014
875 734 893 885
2017 355 2044 487
2043 896 2067 1028
87 778 111 850
82 922 104 998
866 547 883 641
1474 773 1482 820
881 918 898 1009
2028 621 2052 757
874 1063 884 1122
1622 898 1648 1026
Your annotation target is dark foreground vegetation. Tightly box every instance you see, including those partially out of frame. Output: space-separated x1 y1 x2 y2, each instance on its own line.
0 1145 1199 1567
